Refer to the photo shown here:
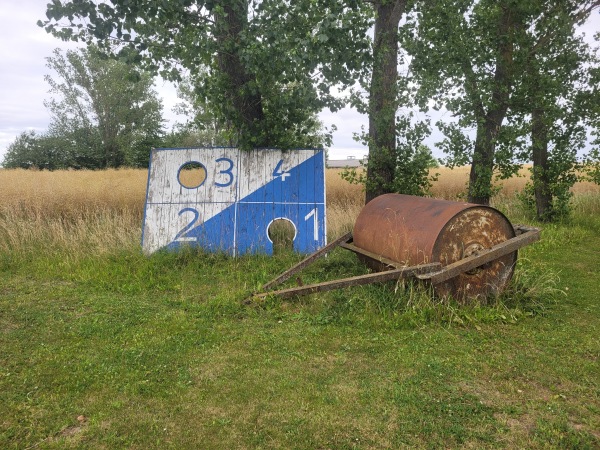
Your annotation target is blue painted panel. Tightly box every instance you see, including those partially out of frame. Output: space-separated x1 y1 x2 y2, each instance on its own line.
165 202 237 254
240 152 325 204
235 203 326 255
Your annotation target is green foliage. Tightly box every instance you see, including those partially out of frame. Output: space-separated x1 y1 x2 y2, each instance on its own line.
583 149 600 185
3 47 165 170
39 0 372 150
341 118 438 197
393 144 438 196
435 121 474 169
169 75 236 147
2 131 68 170
519 177 576 223
406 0 599 206
44 46 164 169
581 64 600 185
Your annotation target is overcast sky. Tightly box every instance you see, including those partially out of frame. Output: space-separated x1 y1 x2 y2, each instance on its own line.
0 0 78 162
0 0 369 164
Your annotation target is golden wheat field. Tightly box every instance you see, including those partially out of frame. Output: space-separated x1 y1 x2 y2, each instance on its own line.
1 167 598 255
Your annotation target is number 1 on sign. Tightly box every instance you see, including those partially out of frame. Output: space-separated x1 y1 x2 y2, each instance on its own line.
304 208 318 241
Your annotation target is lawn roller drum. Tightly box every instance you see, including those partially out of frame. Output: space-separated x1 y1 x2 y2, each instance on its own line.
251 194 540 301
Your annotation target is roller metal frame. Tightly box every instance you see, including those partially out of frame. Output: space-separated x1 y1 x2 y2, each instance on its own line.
249 225 540 301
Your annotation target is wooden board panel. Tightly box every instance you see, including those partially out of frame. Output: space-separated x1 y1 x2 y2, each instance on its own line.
142 148 326 255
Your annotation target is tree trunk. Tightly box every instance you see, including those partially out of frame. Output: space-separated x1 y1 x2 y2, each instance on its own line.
531 107 552 221
467 3 518 205
214 1 266 148
468 114 504 205
365 1 407 203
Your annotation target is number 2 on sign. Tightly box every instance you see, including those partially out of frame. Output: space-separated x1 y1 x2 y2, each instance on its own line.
304 208 319 241
174 207 199 242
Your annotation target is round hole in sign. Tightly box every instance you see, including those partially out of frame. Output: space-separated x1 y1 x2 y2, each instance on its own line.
177 161 207 189
267 218 297 254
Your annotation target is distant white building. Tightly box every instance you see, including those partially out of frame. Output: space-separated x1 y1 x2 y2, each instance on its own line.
327 155 367 168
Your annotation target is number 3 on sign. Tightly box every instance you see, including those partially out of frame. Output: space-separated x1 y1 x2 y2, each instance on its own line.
215 158 234 187
304 208 318 241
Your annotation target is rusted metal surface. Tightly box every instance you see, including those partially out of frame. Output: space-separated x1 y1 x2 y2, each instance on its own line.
353 194 519 299
252 263 442 300
249 195 541 302
249 225 538 302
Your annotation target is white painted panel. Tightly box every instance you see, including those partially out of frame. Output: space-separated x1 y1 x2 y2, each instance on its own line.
237 148 316 199
147 148 239 205
143 202 235 254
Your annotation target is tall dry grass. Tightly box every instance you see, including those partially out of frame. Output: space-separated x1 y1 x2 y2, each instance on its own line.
0 168 146 220
0 168 146 256
429 165 600 200
325 169 364 237
1 166 598 256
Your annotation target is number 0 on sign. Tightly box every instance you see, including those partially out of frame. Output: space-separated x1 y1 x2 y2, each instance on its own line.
142 148 326 256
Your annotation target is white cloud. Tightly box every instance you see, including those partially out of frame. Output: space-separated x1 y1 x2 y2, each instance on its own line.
320 107 367 154
0 0 80 161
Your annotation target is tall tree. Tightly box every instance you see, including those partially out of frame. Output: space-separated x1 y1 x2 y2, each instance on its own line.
45 46 164 168
582 46 600 185
342 1 436 201
534 2 598 220
407 0 529 205
408 0 600 207
40 0 371 150
364 0 409 202
518 0 599 220
171 75 235 147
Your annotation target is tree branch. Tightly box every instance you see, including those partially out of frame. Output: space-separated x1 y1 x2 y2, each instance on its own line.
530 1 600 57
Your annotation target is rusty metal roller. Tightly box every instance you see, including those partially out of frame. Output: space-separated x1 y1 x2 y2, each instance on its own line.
353 194 517 299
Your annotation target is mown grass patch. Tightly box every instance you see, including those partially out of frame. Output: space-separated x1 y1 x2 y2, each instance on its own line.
2 211 599 448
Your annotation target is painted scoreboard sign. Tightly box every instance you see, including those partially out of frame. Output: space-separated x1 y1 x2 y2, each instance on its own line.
142 147 326 256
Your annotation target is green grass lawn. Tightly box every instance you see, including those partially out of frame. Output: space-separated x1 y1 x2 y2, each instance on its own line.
1 212 599 449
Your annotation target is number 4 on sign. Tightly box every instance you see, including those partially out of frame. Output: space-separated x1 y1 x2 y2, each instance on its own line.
273 160 290 181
